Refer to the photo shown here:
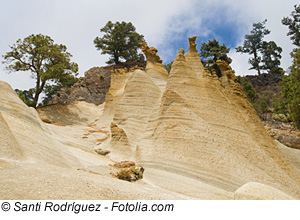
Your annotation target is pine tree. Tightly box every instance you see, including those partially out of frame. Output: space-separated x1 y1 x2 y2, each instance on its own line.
94 21 145 64
282 4 300 50
236 20 270 75
282 49 300 129
261 41 283 74
3 34 78 108
200 39 232 77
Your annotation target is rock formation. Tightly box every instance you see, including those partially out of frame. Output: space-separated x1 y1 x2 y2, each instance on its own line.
49 66 111 105
99 36 300 199
0 36 299 200
139 42 163 64
188 36 197 52
48 61 146 106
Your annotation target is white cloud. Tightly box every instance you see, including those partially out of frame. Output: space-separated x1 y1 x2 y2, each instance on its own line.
0 0 298 90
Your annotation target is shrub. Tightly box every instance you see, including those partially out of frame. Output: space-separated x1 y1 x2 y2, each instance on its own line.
132 168 144 179
253 99 269 115
273 97 288 115
116 169 133 181
272 113 289 122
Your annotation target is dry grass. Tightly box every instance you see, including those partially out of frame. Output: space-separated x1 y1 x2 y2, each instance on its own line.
116 169 133 181
111 161 144 182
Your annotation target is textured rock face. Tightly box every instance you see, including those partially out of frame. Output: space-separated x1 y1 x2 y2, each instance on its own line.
100 37 300 198
139 42 163 64
0 81 77 167
50 66 111 105
49 62 147 106
1 37 299 200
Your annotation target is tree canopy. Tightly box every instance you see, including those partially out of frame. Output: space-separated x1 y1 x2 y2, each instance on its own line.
261 41 283 74
236 20 271 75
282 49 300 129
282 4 300 50
94 21 145 64
3 34 78 108
199 39 232 77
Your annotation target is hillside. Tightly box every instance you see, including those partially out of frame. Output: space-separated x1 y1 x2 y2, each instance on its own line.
244 73 300 149
0 37 299 199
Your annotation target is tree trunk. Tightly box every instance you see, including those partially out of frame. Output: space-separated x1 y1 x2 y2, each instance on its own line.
114 56 119 64
253 51 261 75
33 77 40 108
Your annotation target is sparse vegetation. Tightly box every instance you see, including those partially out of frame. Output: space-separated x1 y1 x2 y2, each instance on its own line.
112 161 144 182
131 168 144 179
238 76 270 115
164 61 173 73
272 113 289 123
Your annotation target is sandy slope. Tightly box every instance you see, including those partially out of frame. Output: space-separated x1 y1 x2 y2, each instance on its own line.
0 82 192 199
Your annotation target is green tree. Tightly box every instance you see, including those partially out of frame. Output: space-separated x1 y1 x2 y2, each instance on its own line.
164 61 173 73
3 34 78 108
282 4 300 50
282 49 300 129
15 89 35 107
200 39 232 77
239 76 259 102
261 41 283 74
236 20 270 75
94 21 145 64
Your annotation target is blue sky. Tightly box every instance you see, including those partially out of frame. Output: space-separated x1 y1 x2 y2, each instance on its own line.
0 0 299 92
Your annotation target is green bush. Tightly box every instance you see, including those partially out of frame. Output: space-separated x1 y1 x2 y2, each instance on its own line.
240 77 259 102
272 97 287 114
281 49 300 129
272 113 289 122
253 99 269 115
131 168 143 179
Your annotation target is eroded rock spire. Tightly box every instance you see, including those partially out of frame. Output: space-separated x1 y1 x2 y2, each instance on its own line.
188 36 198 53
174 49 186 61
139 42 163 64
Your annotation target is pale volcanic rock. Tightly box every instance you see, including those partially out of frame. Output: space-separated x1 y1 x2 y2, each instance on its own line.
234 182 294 200
0 81 78 167
1 37 299 200
0 80 188 200
104 37 300 198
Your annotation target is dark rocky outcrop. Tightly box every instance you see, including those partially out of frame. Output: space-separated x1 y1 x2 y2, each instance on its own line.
49 66 111 105
245 72 282 96
48 61 146 105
